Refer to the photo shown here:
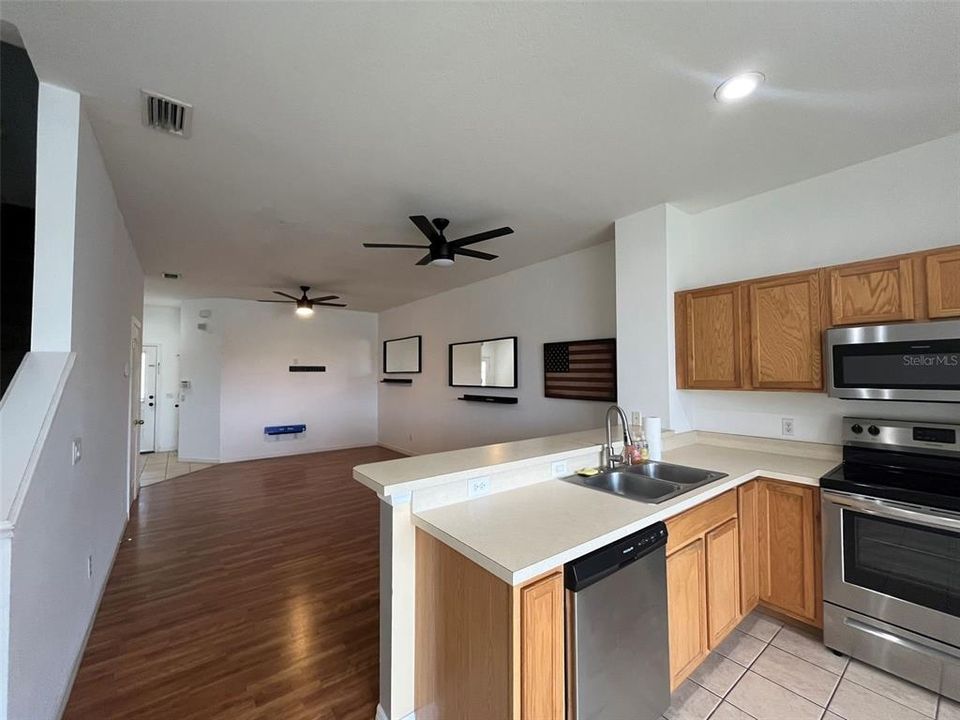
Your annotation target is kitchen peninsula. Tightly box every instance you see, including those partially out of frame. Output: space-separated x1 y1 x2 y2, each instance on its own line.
355 427 840 720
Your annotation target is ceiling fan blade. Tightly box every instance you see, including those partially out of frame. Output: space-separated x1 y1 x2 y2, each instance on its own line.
453 247 498 261
314 302 347 307
308 295 339 302
448 226 514 248
362 243 431 249
416 252 434 266
273 290 300 300
258 299 295 303
409 215 441 243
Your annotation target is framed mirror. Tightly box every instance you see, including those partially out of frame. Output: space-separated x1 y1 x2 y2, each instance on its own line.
449 336 518 388
383 335 422 374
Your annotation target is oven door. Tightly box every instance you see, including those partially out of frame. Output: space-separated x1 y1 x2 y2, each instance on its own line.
822 490 960 645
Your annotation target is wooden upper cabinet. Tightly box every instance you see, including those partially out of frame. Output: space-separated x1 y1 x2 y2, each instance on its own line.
519 572 564 720
757 480 821 626
926 247 960 319
828 256 915 325
747 271 823 390
677 284 747 389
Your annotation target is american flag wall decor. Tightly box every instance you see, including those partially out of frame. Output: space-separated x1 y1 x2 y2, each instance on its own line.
543 338 617 401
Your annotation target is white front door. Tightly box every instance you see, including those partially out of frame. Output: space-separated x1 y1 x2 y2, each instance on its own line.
140 345 159 453
128 319 143 509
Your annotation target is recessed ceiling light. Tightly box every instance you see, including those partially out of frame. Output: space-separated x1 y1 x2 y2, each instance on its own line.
714 72 765 103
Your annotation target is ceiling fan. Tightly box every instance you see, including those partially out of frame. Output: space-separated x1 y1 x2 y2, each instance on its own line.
363 215 514 267
258 286 346 317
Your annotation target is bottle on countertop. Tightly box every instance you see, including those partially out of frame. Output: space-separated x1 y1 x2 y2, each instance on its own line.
626 413 650 464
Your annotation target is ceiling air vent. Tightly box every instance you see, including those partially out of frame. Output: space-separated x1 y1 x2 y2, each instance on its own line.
141 90 193 138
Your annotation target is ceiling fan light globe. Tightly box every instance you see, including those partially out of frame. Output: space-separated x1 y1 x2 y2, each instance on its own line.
295 305 314 317
429 257 454 267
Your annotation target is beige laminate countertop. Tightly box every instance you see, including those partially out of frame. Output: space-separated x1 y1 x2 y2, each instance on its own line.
413 441 840 586
354 428 611 497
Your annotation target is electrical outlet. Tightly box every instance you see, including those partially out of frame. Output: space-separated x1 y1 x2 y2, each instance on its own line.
551 460 569 478
468 476 491 498
72 438 82 465
781 418 795 437
87 555 93 579
631 411 642 427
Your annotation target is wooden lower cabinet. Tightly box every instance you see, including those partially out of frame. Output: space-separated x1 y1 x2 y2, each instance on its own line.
415 529 564 720
737 480 760 612
757 479 822 627
666 491 740 689
519 572 565 720
706 518 741 647
666 538 708 689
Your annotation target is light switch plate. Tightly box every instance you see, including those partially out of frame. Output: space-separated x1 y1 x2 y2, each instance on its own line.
468 476 491 498
551 460 569 478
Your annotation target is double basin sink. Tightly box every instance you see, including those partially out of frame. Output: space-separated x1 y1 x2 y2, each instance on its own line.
565 461 728 504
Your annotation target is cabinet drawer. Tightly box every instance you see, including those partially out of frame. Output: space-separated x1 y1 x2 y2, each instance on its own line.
666 490 737 554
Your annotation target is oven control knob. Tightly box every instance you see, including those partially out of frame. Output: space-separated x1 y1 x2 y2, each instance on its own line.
868 424 880 436
851 424 863 435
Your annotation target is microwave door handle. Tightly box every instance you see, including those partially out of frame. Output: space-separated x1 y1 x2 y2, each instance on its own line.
824 491 960 532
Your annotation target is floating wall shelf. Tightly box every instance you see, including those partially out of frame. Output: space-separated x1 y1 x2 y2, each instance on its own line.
458 394 518 405
381 378 413 385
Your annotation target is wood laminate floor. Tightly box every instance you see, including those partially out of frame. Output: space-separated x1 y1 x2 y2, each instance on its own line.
63 445 402 720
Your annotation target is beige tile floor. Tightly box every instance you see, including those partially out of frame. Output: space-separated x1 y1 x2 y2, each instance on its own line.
665 609 957 720
138 451 213 487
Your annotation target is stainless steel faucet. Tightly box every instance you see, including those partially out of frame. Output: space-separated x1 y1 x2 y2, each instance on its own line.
603 404 635 470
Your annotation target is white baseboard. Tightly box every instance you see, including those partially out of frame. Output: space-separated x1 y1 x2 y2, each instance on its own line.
377 441 417 457
174 456 219 464
375 704 415 720
54 521 126 719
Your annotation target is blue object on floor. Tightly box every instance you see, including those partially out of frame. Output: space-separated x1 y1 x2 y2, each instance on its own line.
264 424 306 436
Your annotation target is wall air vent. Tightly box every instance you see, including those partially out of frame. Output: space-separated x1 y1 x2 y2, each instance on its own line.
140 90 192 138
162 272 181 279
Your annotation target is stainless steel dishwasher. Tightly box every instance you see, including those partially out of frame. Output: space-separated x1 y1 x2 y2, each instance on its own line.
565 521 670 720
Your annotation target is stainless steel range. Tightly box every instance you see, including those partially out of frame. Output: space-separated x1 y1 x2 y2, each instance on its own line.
821 417 960 701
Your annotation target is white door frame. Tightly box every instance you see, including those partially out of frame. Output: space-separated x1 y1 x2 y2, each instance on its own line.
126 316 143 516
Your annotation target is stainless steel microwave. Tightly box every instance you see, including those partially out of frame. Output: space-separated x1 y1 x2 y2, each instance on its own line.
825 320 960 402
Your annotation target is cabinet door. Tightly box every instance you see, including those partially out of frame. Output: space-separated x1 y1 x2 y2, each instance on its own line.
926 247 960 319
667 539 708 689
677 285 747 389
706 518 741 648
748 271 823 390
758 480 820 625
520 572 564 720
828 257 915 325
737 481 759 613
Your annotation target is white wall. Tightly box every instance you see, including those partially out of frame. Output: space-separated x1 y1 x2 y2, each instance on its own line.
8 94 143 720
178 299 379 463
143 305 181 452
616 133 960 444
378 243 617 455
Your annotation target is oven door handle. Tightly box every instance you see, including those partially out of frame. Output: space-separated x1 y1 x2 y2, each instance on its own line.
822 490 960 532
844 617 960 663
